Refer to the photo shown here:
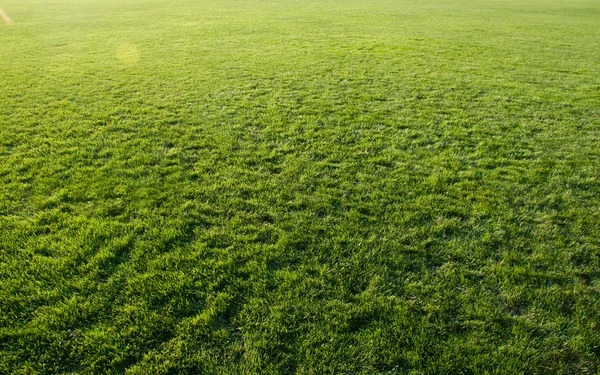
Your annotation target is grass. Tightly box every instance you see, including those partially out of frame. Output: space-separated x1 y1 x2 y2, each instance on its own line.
1 0 599 373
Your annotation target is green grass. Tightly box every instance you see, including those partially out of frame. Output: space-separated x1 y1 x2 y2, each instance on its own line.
1 0 599 373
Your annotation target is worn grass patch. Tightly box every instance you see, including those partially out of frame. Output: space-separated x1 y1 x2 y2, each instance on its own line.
1 0 599 373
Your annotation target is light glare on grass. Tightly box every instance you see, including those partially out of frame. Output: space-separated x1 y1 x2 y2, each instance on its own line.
0 8 13 24
116 43 140 67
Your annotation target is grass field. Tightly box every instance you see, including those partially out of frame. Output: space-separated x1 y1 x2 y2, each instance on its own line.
1 0 600 373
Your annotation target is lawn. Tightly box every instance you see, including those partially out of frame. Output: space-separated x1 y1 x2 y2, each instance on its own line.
1 0 599 373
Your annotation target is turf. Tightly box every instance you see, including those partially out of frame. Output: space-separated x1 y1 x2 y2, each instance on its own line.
1 0 599 373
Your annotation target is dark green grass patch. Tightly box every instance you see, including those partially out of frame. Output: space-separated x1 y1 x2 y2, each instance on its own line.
1 0 599 373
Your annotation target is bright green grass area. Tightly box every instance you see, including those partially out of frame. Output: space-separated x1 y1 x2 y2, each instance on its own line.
1 0 599 373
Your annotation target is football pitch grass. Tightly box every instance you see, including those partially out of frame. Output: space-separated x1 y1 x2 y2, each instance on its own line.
1 0 599 373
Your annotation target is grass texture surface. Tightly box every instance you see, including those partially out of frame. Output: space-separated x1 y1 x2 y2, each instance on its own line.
1 0 600 373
